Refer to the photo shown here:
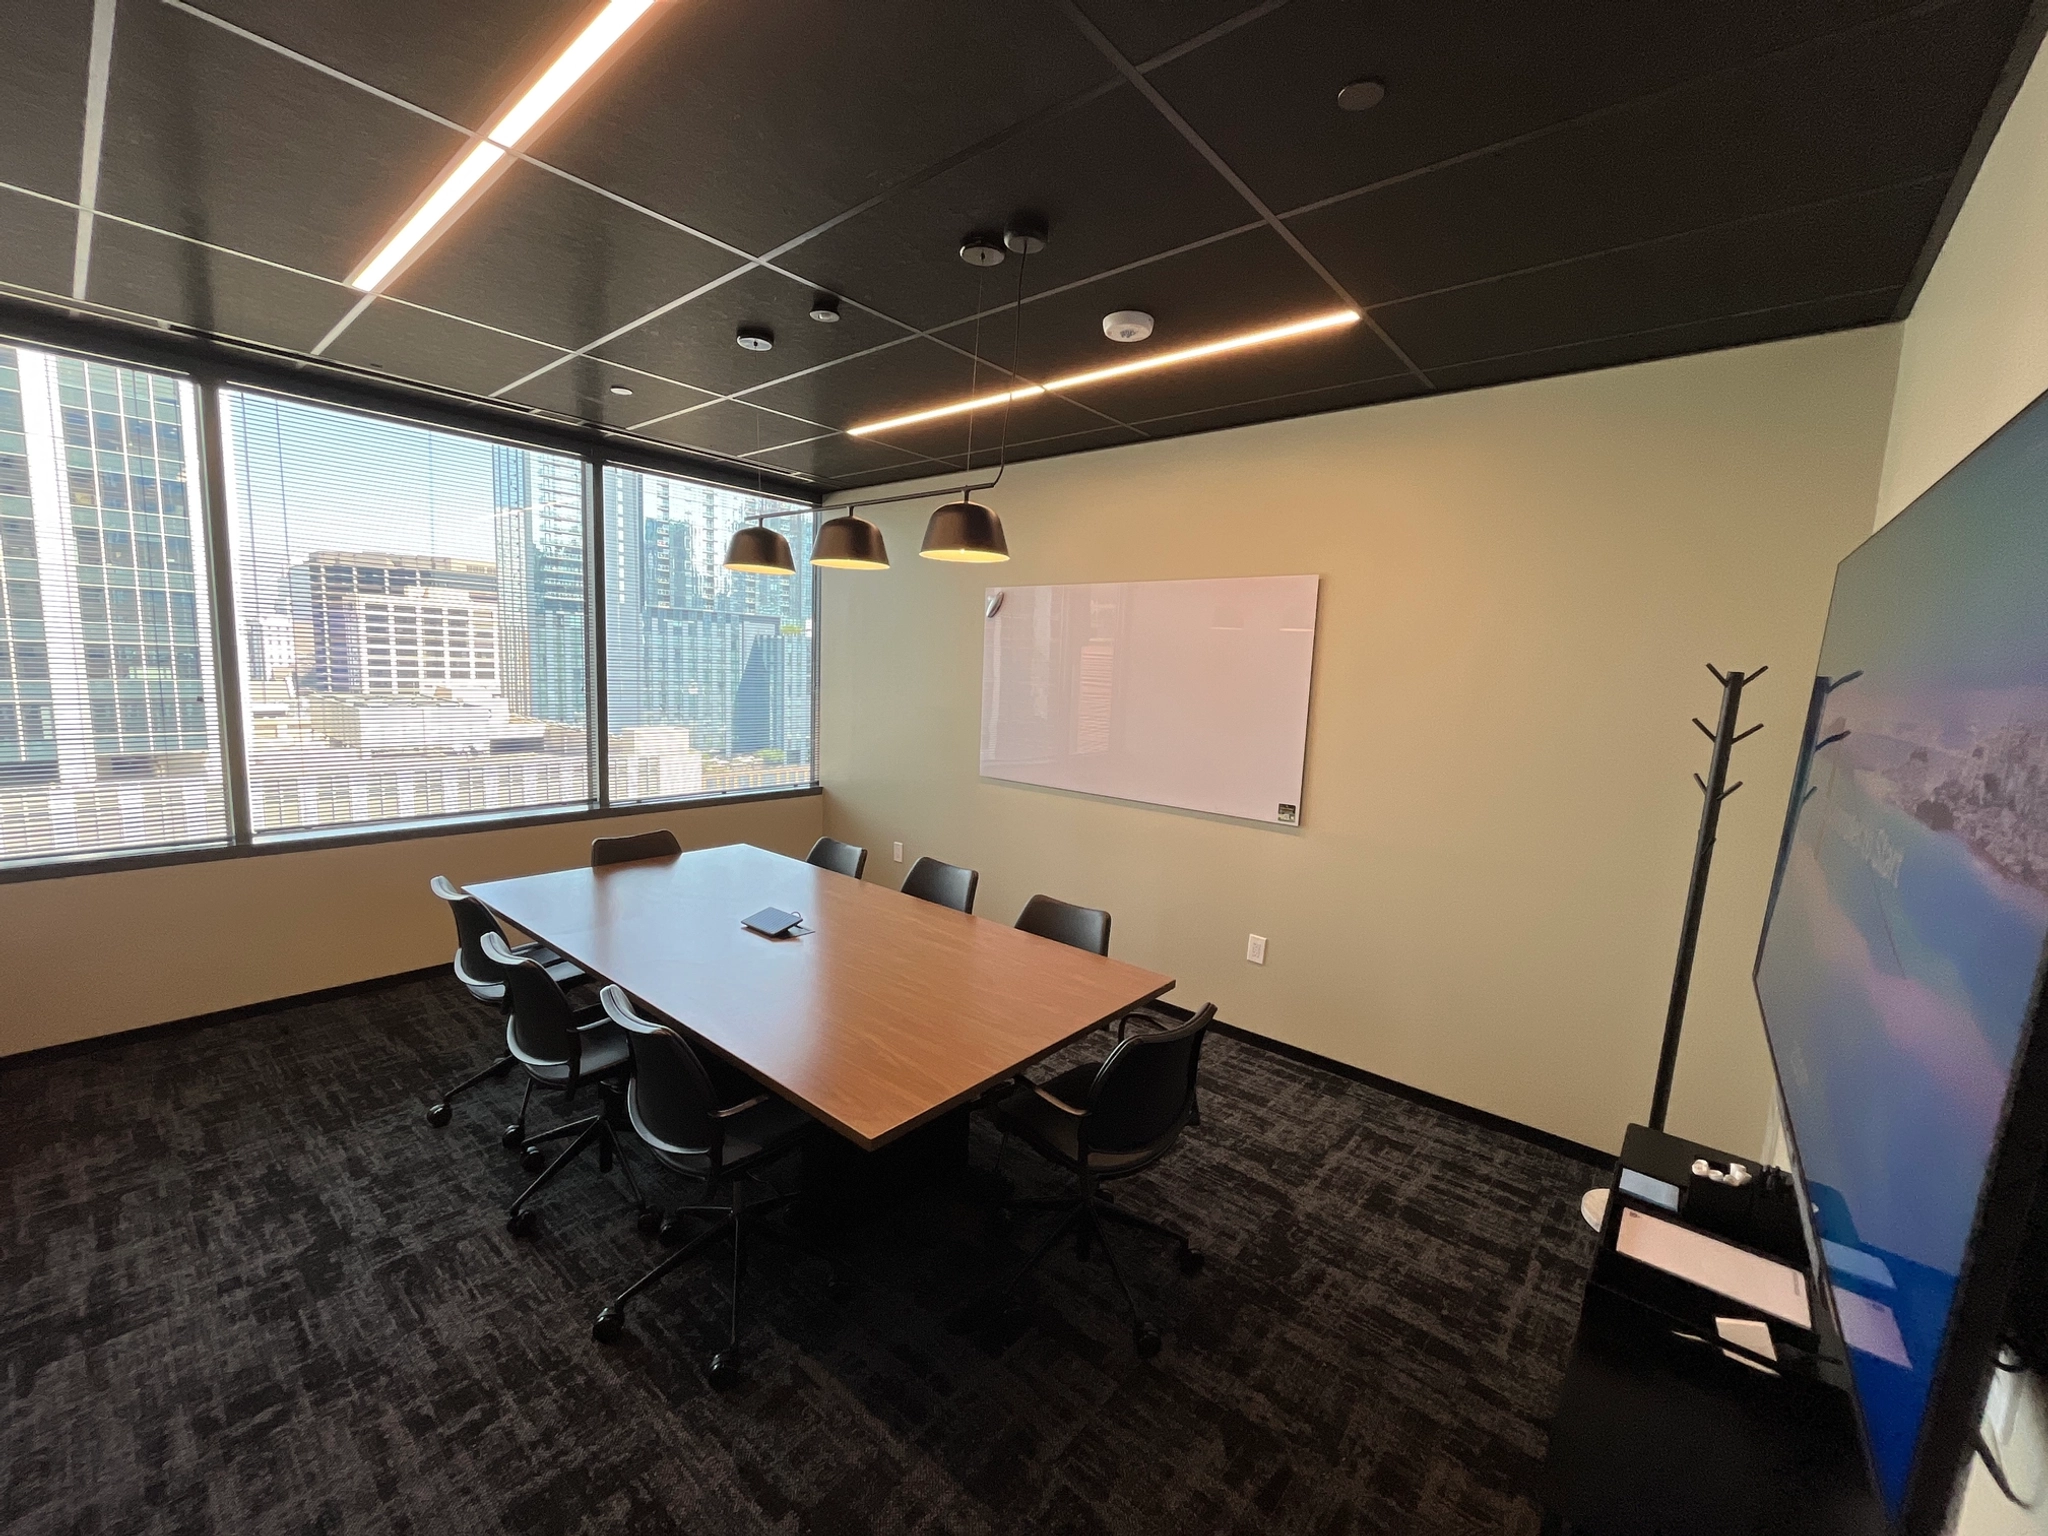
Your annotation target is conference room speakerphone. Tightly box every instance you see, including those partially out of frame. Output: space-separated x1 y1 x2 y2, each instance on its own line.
741 907 803 938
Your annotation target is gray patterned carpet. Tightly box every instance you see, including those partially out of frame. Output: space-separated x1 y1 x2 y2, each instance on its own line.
2 972 1600 1534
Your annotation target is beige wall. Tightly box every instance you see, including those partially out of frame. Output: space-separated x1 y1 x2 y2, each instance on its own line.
1867 31 2048 1536
819 327 1900 1157
0 793 822 1057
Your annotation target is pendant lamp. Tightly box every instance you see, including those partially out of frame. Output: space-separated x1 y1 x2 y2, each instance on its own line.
811 512 889 569
724 518 795 575
919 498 1008 562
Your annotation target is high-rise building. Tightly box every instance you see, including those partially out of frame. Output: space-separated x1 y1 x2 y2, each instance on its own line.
290 551 495 697
0 344 213 781
490 447 584 724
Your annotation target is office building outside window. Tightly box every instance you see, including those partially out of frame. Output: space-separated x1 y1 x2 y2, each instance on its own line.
603 467 814 803
220 390 590 835
0 344 227 866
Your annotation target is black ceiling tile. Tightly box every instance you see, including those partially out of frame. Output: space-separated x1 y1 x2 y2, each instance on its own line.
743 334 993 432
592 265 907 398
387 159 742 351
83 219 358 352
962 421 1146 471
502 355 714 429
180 0 587 129
1423 291 1903 397
540 0 1115 254
1143 0 1989 215
0 190 80 300
787 83 1253 331
751 434 928 486
1122 372 1429 438
1374 177 1948 371
825 461 949 493
95 0 466 280
323 299 565 399
928 227 1406 422
0 3 90 198
640 398 837 464
1072 0 1274 64
1290 2 2020 306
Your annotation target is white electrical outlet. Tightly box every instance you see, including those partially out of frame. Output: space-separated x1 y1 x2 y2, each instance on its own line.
892 841 904 863
1247 934 1267 964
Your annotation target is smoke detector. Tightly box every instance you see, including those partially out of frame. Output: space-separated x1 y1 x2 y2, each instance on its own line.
1102 310 1154 344
736 325 774 352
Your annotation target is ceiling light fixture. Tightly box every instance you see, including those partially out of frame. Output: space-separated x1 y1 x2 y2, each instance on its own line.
1338 78 1387 112
348 0 667 293
736 325 774 352
809 295 841 322
608 383 634 396
724 520 795 574
811 513 890 569
848 308 1360 437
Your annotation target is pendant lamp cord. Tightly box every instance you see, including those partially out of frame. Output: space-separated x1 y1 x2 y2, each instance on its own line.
963 262 988 494
989 244 1028 493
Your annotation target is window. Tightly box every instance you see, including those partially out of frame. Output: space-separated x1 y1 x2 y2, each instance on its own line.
219 390 589 835
0 344 227 866
603 467 814 802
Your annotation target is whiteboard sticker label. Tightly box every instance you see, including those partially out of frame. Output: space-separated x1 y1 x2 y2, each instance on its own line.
1277 803 1298 824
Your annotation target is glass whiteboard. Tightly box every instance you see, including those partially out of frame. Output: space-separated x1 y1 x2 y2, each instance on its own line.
979 574 1319 825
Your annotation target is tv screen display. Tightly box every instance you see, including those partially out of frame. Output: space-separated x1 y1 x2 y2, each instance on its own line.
1755 389 2048 1525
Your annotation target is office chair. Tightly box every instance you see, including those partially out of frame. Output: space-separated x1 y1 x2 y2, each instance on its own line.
1014 894 1110 955
591 828 682 866
426 875 586 1140
961 1003 1216 1357
590 985 847 1383
480 932 653 1238
901 855 978 913
805 836 868 880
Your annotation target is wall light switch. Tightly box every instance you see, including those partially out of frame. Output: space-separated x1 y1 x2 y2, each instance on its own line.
892 841 904 863
1247 934 1267 965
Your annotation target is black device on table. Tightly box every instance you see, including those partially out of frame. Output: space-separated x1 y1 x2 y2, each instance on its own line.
741 906 802 938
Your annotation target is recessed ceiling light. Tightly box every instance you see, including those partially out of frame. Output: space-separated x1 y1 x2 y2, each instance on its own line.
810 295 841 323
349 0 667 292
736 325 774 352
846 309 1360 437
1337 78 1386 112
608 384 634 396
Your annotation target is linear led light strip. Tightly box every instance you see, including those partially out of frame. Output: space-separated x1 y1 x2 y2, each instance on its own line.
350 0 665 293
845 309 1362 437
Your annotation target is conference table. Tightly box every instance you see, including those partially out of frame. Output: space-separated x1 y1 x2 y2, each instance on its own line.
467 843 1175 1208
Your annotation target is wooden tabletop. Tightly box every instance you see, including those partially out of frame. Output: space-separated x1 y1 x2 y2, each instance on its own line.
467 843 1174 1150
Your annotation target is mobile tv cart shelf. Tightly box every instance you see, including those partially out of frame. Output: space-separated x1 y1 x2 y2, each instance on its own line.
1539 1124 1885 1536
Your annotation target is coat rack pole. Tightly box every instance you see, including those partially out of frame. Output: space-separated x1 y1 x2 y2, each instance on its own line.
1647 664 1766 1131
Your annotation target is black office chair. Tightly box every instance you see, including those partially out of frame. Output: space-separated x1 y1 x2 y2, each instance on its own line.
592 828 682 867
1014 894 1110 956
962 1003 1216 1357
590 985 845 1383
901 855 978 913
480 932 652 1238
426 875 586 1140
805 836 868 880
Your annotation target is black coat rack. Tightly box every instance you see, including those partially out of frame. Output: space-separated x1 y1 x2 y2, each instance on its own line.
1647 663 1767 1131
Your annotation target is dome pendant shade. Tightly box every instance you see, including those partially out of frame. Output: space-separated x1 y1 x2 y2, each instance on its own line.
724 522 795 575
810 513 890 569
920 500 1009 562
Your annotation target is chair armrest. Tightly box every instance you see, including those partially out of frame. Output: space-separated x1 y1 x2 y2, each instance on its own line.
711 1093 774 1120
571 1004 611 1028
1032 1086 1086 1117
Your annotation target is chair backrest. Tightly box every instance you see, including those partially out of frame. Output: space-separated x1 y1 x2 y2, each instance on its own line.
901 855 978 913
430 874 512 1000
591 828 682 867
600 985 724 1162
1015 894 1110 956
1083 1004 1214 1155
481 931 583 1080
806 836 868 880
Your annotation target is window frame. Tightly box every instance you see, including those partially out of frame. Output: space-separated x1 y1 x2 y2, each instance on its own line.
0 318 821 885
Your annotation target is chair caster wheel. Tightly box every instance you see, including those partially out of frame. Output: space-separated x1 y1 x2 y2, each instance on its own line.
1133 1324 1162 1359
828 1274 854 1303
501 1124 526 1149
592 1306 626 1344
657 1216 690 1246
507 1208 539 1238
426 1102 451 1128
637 1207 663 1238
708 1352 737 1388
1179 1248 1206 1277
520 1145 548 1174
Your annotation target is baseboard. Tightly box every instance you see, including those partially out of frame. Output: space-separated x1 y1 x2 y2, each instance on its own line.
0 965 450 1072
1145 1004 1611 1169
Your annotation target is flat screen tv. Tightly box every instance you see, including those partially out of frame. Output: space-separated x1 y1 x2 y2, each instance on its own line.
1755 385 2048 1534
